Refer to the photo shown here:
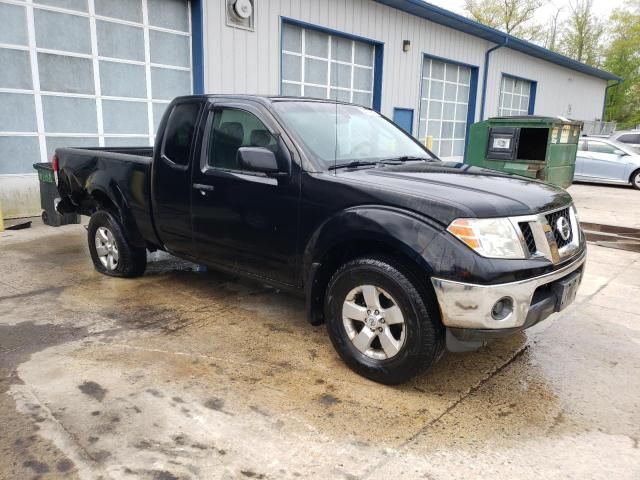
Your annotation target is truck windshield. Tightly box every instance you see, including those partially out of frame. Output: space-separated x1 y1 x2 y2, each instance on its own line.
272 101 434 169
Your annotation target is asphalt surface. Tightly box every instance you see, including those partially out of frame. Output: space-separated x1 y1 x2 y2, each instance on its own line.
1 183 639 479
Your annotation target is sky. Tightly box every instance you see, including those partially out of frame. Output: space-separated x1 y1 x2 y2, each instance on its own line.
425 0 628 26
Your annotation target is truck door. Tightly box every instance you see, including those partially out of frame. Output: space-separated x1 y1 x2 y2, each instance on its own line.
152 101 202 256
191 103 300 285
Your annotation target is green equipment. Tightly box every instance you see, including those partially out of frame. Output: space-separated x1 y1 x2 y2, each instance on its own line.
465 116 582 188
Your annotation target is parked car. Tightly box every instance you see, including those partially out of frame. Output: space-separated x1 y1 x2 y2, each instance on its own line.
575 137 640 189
54 95 586 384
610 130 640 151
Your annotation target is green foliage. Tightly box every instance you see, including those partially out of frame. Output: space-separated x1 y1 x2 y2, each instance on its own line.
558 0 604 67
464 0 546 41
603 1 640 128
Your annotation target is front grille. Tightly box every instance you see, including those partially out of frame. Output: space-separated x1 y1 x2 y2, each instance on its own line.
545 208 573 248
519 222 537 255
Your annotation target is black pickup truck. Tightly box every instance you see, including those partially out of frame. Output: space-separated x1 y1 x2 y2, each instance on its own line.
55 95 586 384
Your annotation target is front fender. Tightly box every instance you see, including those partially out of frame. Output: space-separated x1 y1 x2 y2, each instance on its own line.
303 206 445 281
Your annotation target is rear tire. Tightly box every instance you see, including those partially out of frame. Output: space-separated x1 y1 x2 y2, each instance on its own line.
325 256 445 385
631 170 640 190
88 210 146 278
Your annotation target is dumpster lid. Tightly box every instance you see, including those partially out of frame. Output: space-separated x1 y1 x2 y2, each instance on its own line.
488 116 583 126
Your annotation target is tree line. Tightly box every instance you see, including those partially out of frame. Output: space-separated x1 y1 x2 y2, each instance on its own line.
464 0 640 128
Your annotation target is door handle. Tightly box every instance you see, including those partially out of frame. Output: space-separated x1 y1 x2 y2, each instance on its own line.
193 183 215 194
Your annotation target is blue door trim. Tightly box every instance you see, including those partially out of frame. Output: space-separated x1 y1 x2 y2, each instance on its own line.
393 108 414 135
279 17 384 112
419 53 479 153
190 0 205 94
501 73 537 115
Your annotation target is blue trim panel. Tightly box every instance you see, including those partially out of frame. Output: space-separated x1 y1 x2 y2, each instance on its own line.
190 0 204 94
528 81 537 115
393 108 414 134
280 17 384 112
373 0 621 82
501 73 537 115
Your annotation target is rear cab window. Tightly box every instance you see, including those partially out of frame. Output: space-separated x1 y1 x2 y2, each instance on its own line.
162 103 201 166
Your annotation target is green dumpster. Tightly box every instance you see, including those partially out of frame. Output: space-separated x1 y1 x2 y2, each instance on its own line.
33 162 80 227
464 116 582 188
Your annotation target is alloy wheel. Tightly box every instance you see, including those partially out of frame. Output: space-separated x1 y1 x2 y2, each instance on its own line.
95 226 119 270
342 285 406 360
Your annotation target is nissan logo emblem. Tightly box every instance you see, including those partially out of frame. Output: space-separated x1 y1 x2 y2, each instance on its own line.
556 217 571 241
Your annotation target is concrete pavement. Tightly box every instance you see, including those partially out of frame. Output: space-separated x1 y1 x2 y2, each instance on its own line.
1 190 639 479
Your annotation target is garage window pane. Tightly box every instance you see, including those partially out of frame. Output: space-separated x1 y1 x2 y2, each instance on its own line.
102 100 148 135
149 30 190 68
38 53 94 94
280 23 376 107
282 24 302 53
282 83 301 97
499 75 532 116
97 21 145 61
100 61 146 98
353 67 372 91
34 10 91 54
418 57 472 159
0 49 32 90
38 0 88 12
148 0 189 32
151 67 191 100
95 0 142 23
0 137 41 174
282 54 301 82
331 36 351 62
41 96 97 133
0 93 37 132
305 58 328 85
305 29 328 58
331 63 351 88
354 43 373 66
0 3 28 46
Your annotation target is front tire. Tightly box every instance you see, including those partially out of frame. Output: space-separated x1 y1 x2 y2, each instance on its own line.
88 210 146 278
325 256 444 385
631 170 640 190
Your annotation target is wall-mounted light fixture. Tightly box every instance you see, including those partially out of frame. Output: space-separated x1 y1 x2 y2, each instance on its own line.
403 40 411 52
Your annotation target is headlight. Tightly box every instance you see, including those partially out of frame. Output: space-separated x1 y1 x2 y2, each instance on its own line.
447 218 525 259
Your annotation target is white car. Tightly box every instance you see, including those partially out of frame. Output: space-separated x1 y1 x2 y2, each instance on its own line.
574 137 640 190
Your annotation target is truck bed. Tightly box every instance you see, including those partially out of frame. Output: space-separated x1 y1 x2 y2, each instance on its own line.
56 146 160 248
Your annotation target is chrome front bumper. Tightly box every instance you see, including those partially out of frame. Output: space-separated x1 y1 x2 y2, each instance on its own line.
431 250 586 330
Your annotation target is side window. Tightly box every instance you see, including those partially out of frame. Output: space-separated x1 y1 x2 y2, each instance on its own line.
618 134 640 144
208 108 277 170
162 103 201 166
588 141 617 155
578 140 587 151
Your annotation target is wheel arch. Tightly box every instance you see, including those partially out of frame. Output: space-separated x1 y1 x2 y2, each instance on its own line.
85 174 146 248
303 206 443 325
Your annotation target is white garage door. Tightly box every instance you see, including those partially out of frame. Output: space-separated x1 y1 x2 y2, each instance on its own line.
418 57 471 159
0 0 193 175
280 22 375 108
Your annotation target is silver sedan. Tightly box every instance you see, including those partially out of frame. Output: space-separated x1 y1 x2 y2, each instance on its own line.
574 137 640 190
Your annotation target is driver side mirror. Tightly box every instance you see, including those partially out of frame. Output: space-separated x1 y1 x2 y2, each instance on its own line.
237 147 288 178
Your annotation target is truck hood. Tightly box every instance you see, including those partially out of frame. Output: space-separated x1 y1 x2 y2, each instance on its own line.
335 161 573 223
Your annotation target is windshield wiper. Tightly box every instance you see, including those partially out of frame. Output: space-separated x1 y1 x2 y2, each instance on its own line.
328 160 379 171
379 155 431 164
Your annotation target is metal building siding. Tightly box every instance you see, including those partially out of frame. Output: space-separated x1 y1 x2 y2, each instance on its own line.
203 0 491 130
486 48 607 120
202 0 607 130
